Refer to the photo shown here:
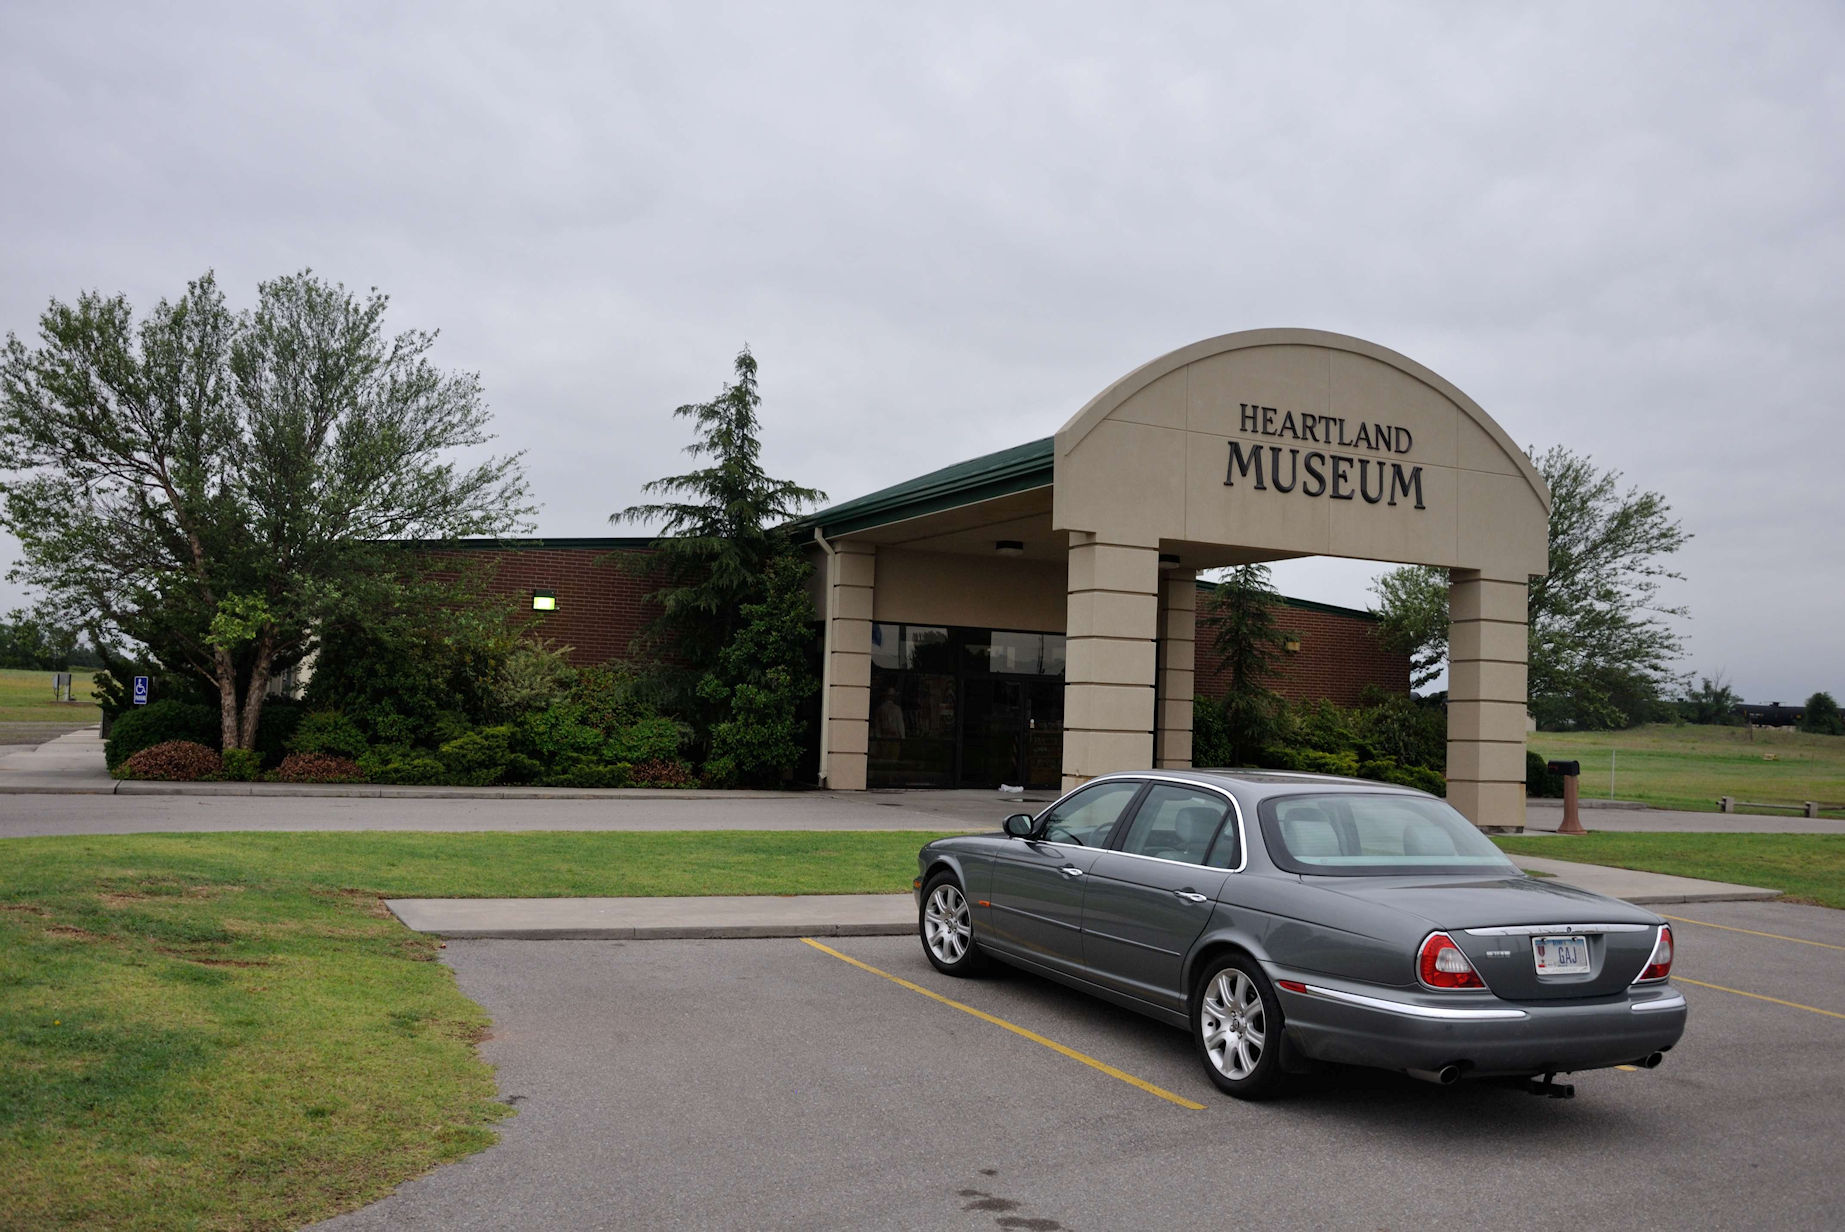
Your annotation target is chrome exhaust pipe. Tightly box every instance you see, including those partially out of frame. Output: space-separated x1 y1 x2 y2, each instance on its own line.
1408 1064 1462 1086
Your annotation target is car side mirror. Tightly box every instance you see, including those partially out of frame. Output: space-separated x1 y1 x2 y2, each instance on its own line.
1003 813 1035 838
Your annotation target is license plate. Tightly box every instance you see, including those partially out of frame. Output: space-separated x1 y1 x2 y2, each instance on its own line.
1532 935 1591 975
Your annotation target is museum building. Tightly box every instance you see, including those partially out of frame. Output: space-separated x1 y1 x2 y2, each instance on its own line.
440 330 1547 830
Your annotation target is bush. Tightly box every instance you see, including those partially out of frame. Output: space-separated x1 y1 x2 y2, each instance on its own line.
519 703 605 762
1357 758 1446 797
219 748 263 782
269 752 366 783
435 725 521 786
121 740 222 781
105 700 220 769
358 747 447 785
253 698 305 769
1527 750 1564 798
631 758 698 789
289 711 369 761
1192 698 1231 768
542 754 632 788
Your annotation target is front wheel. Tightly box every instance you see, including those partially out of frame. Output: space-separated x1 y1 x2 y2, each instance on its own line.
920 873 986 976
1193 954 1288 1099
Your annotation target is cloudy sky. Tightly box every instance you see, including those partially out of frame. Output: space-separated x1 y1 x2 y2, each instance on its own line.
2 2 1840 703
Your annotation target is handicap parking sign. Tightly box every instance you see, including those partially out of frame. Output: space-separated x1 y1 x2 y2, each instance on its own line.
132 676 149 706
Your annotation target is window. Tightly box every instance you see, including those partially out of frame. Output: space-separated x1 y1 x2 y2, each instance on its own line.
1259 794 1521 876
1036 780 1142 847
1117 784 1232 866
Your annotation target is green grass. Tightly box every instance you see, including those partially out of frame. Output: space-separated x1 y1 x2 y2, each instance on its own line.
0 830 949 1230
1530 723 1845 816
1496 832 1845 910
0 665 101 725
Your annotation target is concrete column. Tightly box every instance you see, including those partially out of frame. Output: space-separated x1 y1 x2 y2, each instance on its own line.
821 541 875 790
1446 569 1530 830
1154 568 1197 768
1062 533 1159 790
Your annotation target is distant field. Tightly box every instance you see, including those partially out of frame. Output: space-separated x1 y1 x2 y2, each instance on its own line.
0 667 100 727
1529 723 1845 817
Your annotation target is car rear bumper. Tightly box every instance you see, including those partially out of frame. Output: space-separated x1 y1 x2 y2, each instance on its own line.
1273 971 1688 1077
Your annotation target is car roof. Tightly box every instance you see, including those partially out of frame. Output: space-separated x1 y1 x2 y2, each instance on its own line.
1092 768 1430 801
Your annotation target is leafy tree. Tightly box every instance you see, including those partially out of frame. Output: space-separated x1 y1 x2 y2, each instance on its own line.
612 347 824 674
0 271 531 749
1370 445 1689 730
0 607 97 670
1800 691 1844 736
698 550 820 786
1680 674 1742 726
1199 563 1292 764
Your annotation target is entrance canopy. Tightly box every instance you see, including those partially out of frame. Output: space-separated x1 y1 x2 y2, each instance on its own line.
799 330 1549 830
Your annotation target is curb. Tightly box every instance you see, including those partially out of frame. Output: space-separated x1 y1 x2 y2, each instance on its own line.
426 922 914 940
1618 889 1782 906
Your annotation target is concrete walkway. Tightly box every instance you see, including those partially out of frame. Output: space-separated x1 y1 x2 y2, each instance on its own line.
387 856 1779 940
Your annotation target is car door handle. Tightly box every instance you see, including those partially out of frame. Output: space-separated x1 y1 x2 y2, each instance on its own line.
1173 890 1208 903
1060 866 1085 877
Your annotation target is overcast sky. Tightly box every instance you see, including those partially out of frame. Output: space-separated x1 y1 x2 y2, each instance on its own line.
2 2 1840 703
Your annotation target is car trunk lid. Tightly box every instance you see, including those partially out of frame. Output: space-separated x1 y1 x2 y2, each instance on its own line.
1310 873 1661 999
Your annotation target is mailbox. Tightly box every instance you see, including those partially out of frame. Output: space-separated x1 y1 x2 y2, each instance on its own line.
1547 759 1580 778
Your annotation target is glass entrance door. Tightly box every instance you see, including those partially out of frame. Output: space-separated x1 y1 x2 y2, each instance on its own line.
959 675 1064 789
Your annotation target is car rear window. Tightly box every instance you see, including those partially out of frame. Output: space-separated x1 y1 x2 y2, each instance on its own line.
1257 793 1521 876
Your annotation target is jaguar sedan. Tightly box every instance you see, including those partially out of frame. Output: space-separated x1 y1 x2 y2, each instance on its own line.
914 769 1687 1099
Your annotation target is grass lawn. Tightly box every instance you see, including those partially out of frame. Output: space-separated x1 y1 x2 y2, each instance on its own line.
0 830 949 1231
0 665 101 725
1529 723 1845 816
1496 832 1845 910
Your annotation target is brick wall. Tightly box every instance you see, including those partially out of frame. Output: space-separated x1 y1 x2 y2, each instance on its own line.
1193 596 1409 707
421 544 662 667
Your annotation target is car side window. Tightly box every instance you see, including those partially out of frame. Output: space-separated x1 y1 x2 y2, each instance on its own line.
1116 785 1231 866
1036 781 1142 847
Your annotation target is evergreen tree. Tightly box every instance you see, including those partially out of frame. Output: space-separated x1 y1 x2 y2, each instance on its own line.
613 348 825 671
1200 564 1292 764
698 550 820 785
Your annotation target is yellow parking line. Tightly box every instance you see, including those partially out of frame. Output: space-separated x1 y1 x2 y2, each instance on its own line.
1661 915 1845 952
799 938 1206 1110
1676 977 1845 1021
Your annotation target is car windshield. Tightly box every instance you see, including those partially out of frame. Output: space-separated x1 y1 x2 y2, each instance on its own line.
1258 792 1521 877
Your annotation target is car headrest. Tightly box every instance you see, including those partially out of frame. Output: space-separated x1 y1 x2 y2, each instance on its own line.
1279 814 1341 857
1172 805 1219 846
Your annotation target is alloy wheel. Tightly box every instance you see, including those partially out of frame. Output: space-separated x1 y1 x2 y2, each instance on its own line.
924 883 971 964
1201 969 1267 1080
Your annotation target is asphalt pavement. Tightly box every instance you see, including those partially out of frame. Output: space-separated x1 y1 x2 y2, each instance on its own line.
313 899 1845 1232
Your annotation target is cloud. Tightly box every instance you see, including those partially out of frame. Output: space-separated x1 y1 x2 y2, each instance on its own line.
2 0 1839 700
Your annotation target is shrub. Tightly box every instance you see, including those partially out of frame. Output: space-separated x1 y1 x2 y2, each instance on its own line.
269 752 366 783
105 700 220 769
219 748 263 782
1191 698 1232 768
631 758 698 789
519 703 605 762
608 716 686 766
122 740 222 781
289 711 369 761
437 725 517 786
359 748 447 785
543 754 632 788
253 698 305 768
1357 757 1446 797
491 639 576 719
1527 750 1564 798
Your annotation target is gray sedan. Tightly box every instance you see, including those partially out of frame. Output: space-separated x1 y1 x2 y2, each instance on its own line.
913 769 1687 1099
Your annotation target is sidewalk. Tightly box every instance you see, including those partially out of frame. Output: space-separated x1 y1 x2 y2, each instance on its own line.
387 856 1780 940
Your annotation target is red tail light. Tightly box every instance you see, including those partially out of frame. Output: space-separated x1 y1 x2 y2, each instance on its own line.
1417 932 1484 990
1635 924 1674 983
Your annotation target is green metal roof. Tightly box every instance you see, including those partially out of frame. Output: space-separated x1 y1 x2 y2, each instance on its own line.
790 437 1053 538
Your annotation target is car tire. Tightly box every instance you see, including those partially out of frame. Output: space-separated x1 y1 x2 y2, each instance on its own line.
1193 953 1288 1099
920 872 986 977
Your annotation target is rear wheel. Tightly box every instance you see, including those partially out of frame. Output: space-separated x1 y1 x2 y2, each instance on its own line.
920 873 986 976
1193 954 1287 1099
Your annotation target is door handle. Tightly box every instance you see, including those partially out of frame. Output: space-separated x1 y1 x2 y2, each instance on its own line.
1173 890 1208 903
1060 866 1085 878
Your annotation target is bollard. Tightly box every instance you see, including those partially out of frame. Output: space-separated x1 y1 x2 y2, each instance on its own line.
1806 801 1820 819
1719 796 1735 814
1548 760 1585 835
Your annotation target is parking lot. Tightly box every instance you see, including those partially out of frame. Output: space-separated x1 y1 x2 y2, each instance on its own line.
314 898 1844 1231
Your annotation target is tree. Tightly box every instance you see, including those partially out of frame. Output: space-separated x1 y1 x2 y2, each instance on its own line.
1199 563 1292 764
612 346 824 677
1371 445 1690 730
0 271 531 750
0 607 96 670
1800 691 1844 736
1681 674 1741 726
698 550 820 785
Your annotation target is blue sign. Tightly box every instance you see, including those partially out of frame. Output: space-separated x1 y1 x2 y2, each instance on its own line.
132 676 149 706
